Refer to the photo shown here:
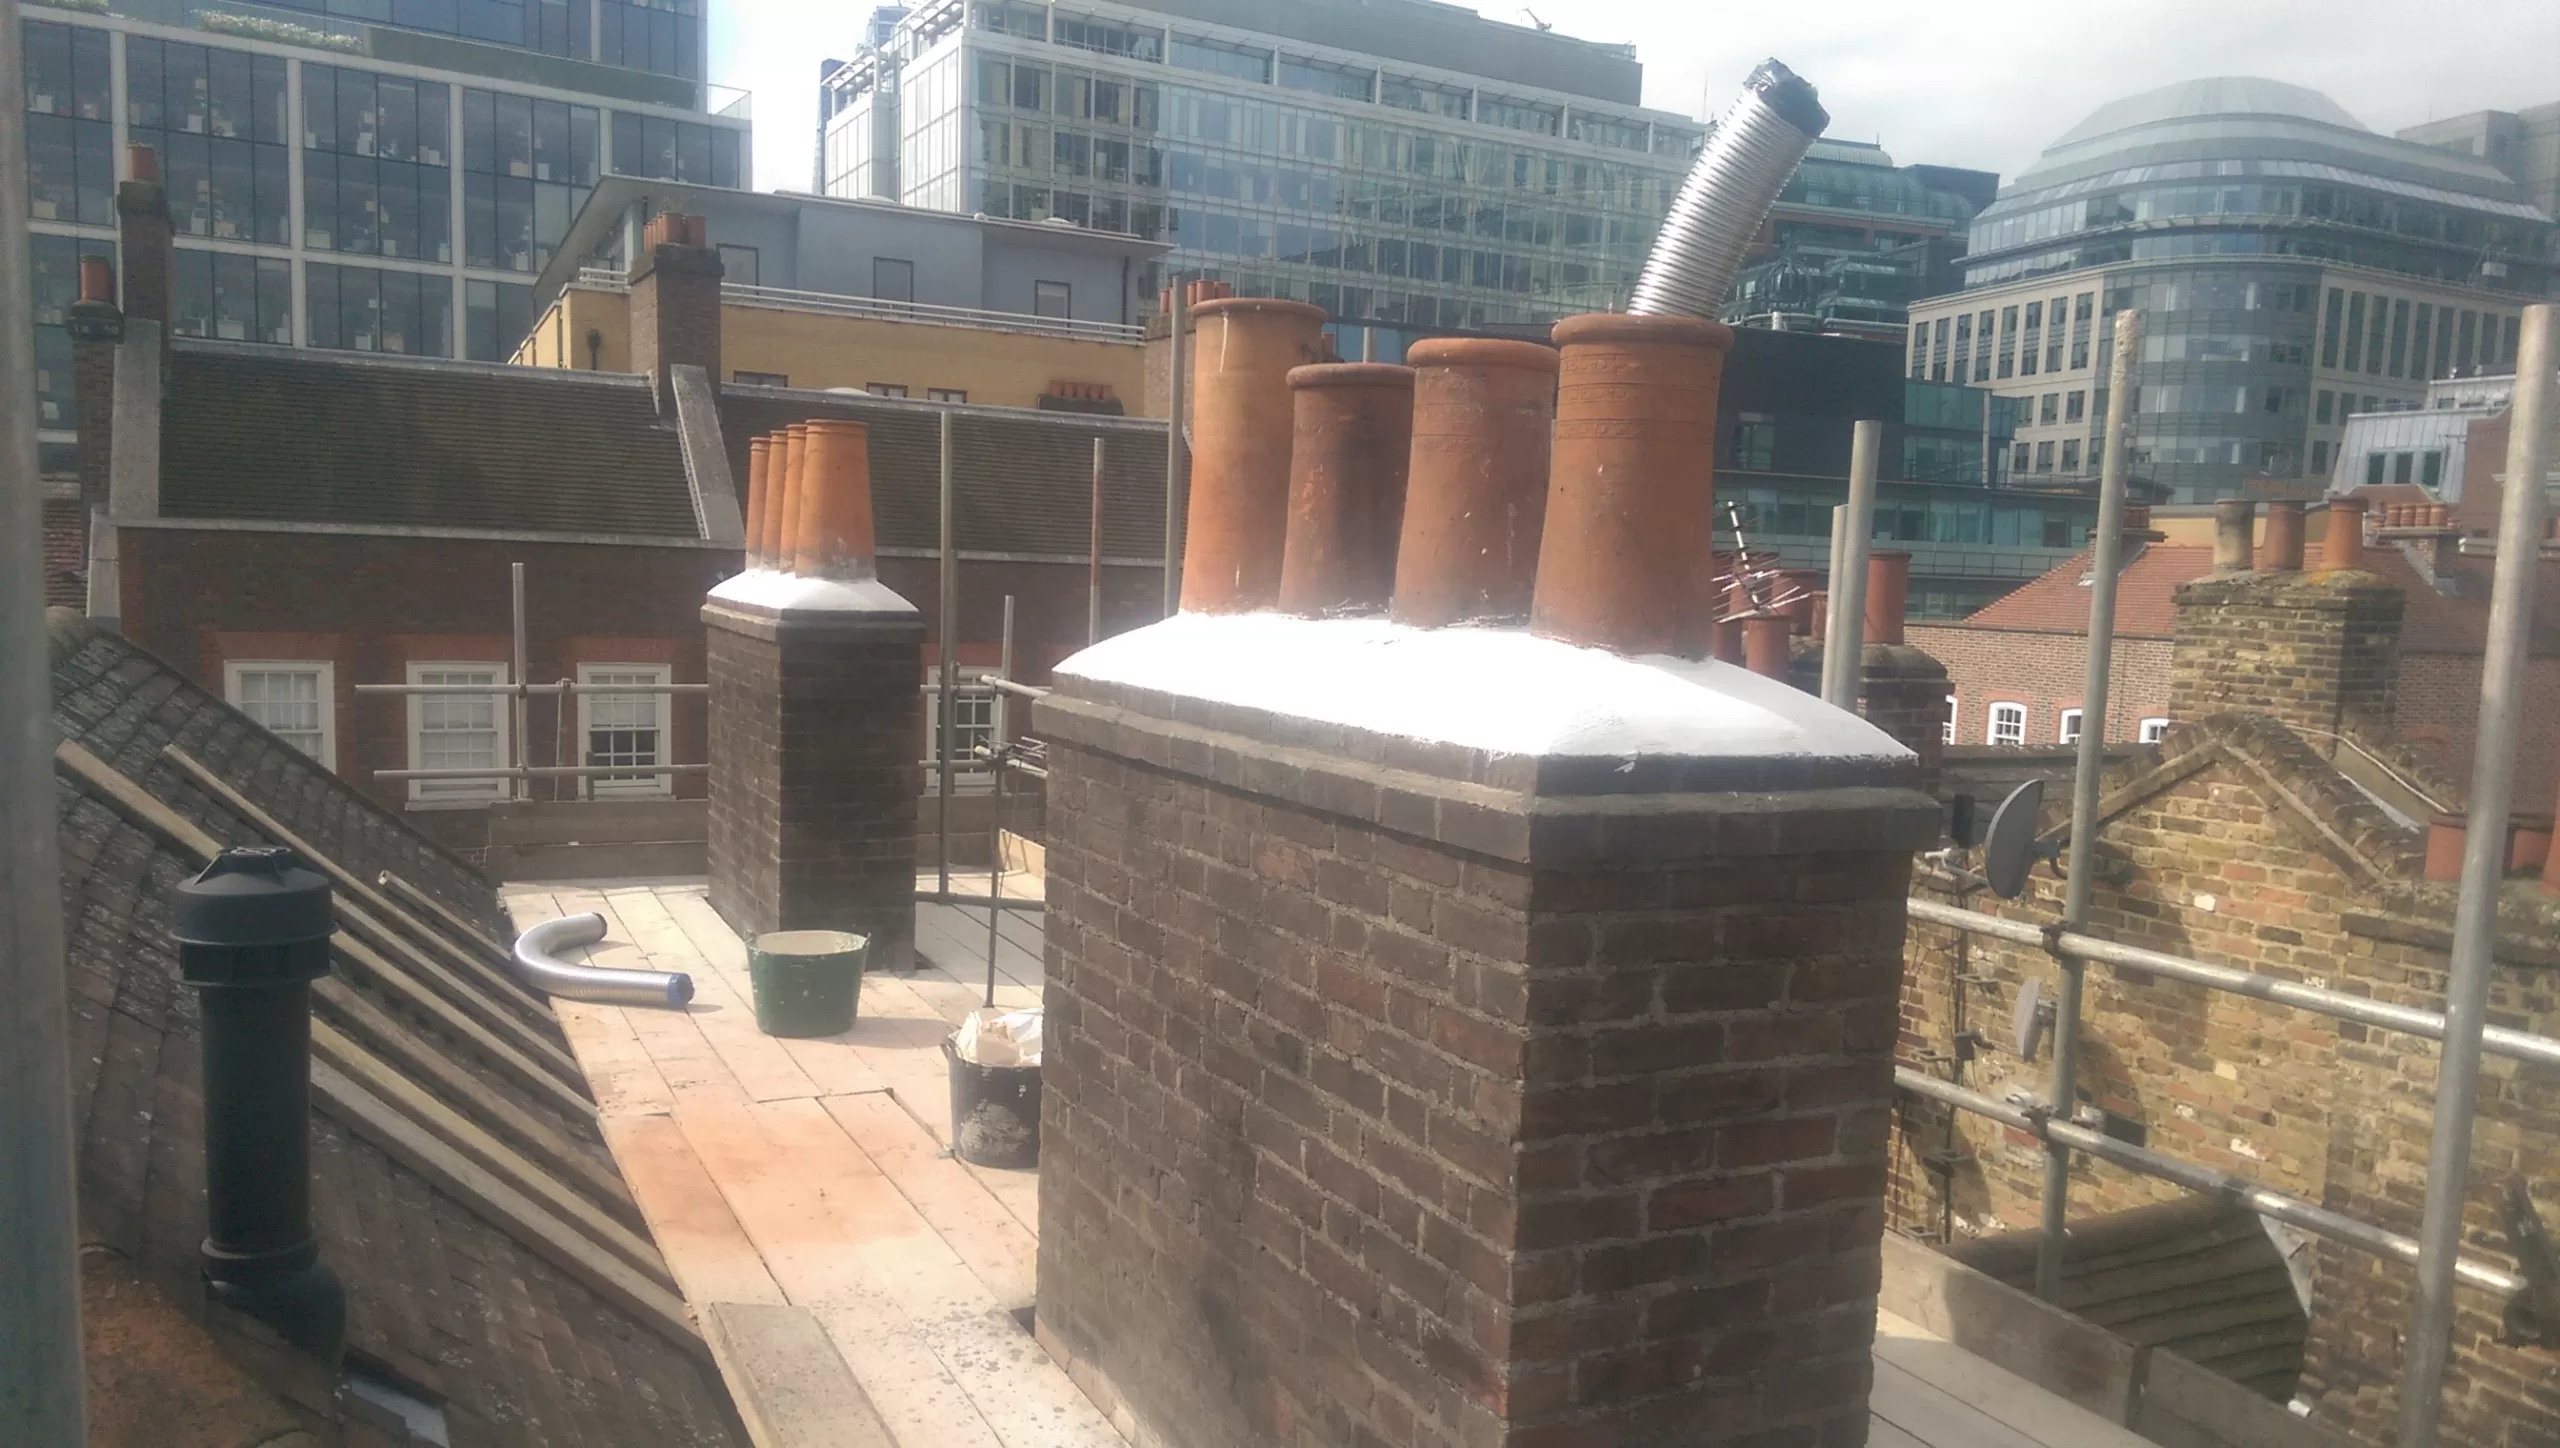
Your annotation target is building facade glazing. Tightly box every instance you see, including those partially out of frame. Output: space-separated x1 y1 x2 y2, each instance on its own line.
818 0 1699 339
1908 78 2558 503
20 1 744 471
1720 140 1996 342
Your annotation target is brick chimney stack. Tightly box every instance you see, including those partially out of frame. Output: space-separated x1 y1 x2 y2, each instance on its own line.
1034 298 1933 1448
628 211 723 414
2168 567 2404 752
116 145 172 342
703 415 923 968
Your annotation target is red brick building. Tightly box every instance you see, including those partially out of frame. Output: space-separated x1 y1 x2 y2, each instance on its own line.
1914 524 2560 807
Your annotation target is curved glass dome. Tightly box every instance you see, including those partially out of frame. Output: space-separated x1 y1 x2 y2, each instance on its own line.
1964 76 2556 295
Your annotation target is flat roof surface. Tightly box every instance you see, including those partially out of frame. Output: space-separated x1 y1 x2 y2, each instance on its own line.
504 879 2153 1447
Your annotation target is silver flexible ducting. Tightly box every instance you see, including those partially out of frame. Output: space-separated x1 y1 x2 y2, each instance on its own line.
511 912 695 1009
1628 59 1832 320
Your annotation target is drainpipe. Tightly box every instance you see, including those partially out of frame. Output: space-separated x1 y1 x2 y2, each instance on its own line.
1 0 90 1434
172 848 347 1367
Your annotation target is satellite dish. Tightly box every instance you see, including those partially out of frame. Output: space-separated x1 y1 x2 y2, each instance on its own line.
1982 778 2052 899
2012 977 2049 1061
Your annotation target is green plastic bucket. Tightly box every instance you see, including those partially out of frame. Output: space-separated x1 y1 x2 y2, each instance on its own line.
746 930 867 1037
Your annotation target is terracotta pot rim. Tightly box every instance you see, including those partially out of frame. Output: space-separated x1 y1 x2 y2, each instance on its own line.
1287 362 1416 390
1407 337 1560 373
1868 549 1913 561
802 416 865 436
1192 296 1329 323
1551 311 1734 349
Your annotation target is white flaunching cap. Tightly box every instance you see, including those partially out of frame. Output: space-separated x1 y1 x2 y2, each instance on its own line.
707 568 918 614
1057 614 1910 762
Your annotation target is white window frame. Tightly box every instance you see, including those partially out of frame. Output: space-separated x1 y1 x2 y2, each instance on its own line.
927 666 998 789
1987 702 2028 748
578 663 674 799
404 662 512 807
223 660 337 771
2058 708 2084 745
1943 694 1958 746
2139 717 2172 744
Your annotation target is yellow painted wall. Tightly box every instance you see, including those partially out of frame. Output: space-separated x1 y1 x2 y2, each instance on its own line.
512 288 1152 415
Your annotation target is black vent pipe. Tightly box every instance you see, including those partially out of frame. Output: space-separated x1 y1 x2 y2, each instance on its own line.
172 846 346 1366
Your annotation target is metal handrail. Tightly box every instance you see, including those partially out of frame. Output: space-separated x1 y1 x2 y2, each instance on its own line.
1907 895 2560 1071
568 267 1143 344
353 682 708 696
1894 1068 2523 1298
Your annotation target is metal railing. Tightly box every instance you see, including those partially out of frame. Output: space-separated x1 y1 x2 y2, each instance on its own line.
1885 304 2560 1448
568 266 1144 345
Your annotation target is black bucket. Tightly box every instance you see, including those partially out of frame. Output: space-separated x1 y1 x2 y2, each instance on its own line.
942 1038 1041 1169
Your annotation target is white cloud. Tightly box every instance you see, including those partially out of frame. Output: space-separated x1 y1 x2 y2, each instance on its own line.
713 0 2560 195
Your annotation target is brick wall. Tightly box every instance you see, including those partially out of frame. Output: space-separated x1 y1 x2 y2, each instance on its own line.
1035 660 1936 1447
43 498 87 609
1888 716 2560 1443
2168 572 2403 748
2395 652 2560 810
120 526 732 818
629 239 722 412
1907 625 2175 747
703 599 924 965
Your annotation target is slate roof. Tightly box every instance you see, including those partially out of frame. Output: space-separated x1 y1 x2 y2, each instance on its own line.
718 388 1170 560
1960 539 2560 654
48 612 738 1448
160 341 705 539
1949 1195 2311 1402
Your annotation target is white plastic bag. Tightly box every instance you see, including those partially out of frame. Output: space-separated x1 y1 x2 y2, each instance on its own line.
951 1006 1043 1068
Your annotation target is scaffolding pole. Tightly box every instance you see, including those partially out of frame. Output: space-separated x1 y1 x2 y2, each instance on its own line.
1820 419 1881 707
1163 284 1187 617
2037 308 2144 1303
1088 438 1104 646
937 409 957 899
2397 301 2557 1448
0 0 89 1434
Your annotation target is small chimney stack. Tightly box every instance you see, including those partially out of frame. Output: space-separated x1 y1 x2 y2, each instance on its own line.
2322 497 2370 572
2213 498 2257 575
116 144 174 349
627 211 723 415
1181 297 1328 612
172 848 346 1367
744 434 774 571
2265 500 2307 571
1392 339 1559 627
1277 363 1414 616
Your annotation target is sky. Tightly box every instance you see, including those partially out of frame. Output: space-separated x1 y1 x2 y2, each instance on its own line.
711 0 2560 197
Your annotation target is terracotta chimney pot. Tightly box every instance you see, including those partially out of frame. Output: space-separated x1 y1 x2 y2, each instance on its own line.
1865 550 1911 646
1181 297 1329 613
794 419 880 579
2213 498 2256 575
1392 337 1561 627
1742 614 1793 680
2323 497 2369 572
126 142 160 183
1531 312 1732 656
2265 500 2307 570
77 255 113 304
744 434 774 569
1278 363 1416 617
775 424 811 575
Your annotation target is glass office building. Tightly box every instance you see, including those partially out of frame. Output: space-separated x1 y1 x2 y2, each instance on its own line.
817 0 1699 342
1720 139 1996 342
1907 77 2559 503
20 0 747 470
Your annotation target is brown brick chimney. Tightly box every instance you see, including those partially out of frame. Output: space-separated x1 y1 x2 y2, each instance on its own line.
628 211 723 414
2168 569 2404 752
703 414 923 967
1033 299 1934 1448
116 146 173 341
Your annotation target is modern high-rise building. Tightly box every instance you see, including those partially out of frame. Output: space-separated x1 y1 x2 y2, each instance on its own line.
815 0 1700 349
19 0 750 470
1719 139 1998 342
2400 101 2560 229
1906 77 2559 504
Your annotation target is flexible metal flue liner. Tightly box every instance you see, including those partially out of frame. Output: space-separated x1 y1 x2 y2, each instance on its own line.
1627 59 1830 320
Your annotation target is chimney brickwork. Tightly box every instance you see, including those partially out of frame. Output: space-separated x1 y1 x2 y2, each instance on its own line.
116 149 174 339
1789 643 1952 797
2168 571 2404 747
629 212 723 414
1033 661 1936 1447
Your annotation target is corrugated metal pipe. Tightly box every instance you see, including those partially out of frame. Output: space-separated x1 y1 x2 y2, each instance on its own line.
512 913 695 1008
1627 60 1830 319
